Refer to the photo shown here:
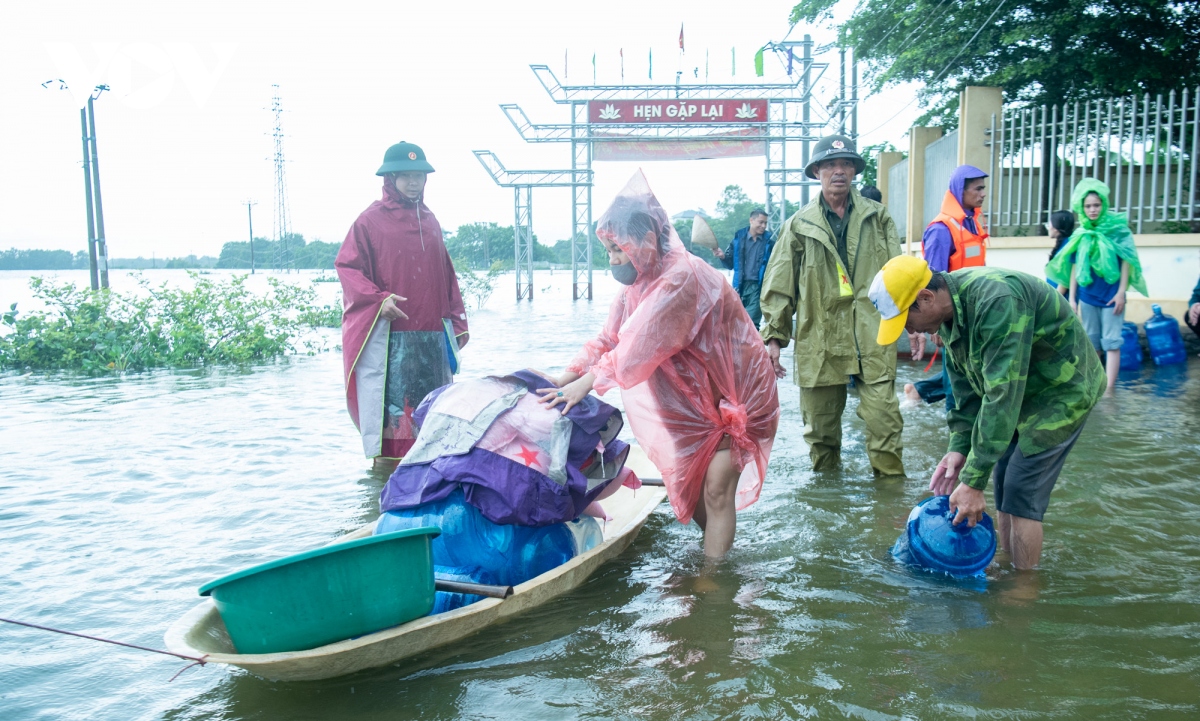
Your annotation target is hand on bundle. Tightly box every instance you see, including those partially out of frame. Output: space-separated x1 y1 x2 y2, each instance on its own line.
538 372 595 414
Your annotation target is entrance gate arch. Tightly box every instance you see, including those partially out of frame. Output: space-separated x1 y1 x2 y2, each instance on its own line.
476 36 859 300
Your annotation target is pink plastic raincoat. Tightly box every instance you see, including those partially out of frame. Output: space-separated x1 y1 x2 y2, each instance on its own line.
566 172 780 523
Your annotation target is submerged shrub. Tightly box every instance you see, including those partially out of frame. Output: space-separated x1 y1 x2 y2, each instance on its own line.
0 274 333 374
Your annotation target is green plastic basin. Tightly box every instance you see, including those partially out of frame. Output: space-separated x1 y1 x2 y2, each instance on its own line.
198 527 440 654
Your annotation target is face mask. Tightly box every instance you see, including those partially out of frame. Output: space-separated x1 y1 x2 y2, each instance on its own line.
611 261 638 285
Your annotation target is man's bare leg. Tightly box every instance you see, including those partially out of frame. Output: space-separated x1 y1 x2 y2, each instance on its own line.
701 449 738 559
997 511 1013 554
1008 516 1044 570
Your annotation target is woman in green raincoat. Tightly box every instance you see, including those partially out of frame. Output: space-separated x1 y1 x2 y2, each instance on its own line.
1046 178 1147 394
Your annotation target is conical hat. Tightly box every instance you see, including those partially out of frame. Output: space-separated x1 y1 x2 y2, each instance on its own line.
690 215 719 251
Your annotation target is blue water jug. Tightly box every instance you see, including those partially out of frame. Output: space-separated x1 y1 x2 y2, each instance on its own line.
891 495 996 577
1144 304 1187 366
1118 322 1143 370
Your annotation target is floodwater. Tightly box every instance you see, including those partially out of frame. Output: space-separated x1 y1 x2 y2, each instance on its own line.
2 269 1198 720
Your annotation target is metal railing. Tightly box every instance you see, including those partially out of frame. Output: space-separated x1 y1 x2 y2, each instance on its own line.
987 88 1199 234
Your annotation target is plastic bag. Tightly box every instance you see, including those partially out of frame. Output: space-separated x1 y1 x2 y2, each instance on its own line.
376 490 602 612
565 171 780 523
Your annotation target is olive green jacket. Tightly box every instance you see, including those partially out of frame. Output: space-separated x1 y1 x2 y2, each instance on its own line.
760 190 903 387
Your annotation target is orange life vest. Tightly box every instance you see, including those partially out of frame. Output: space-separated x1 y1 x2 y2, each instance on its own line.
926 190 988 270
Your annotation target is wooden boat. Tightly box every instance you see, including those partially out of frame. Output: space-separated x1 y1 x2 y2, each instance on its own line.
164 447 666 681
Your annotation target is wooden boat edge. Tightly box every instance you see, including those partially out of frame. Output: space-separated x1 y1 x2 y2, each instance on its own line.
164 485 667 681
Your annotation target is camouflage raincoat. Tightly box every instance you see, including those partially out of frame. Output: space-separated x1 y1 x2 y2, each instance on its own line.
760 189 903 387
941 268 1106 490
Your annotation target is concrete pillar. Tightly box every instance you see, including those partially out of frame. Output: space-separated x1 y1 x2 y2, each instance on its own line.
877 151 904 206
958 86 1004 218
906 126 944 254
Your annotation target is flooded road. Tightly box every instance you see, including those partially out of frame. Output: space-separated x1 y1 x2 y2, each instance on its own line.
2 269 1198 719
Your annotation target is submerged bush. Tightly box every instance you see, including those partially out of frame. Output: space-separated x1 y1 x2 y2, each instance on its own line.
0 274 333 374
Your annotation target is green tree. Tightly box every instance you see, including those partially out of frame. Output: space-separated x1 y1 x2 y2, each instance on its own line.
791 0 1200 126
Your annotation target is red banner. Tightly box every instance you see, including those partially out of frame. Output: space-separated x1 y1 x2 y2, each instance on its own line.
588 99 768 124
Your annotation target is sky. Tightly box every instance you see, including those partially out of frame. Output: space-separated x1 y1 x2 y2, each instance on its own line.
0 0 925 259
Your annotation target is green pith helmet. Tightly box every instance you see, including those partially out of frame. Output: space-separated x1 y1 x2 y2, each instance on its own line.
376 141 435 176
804 134 865 179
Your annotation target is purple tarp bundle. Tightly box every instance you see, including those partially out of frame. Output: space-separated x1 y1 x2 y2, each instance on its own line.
380 370 630 527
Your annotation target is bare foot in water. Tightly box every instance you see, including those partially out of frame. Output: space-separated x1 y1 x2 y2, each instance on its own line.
692 575 720 594
901 383 922 408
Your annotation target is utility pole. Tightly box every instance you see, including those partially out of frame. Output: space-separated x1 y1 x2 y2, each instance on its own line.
245 201 257 273
79 108 99 289
86 86 111 289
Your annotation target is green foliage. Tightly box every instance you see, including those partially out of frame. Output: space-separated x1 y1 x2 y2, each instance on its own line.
445 223 559 270
1159 220 1197 234
790 0 1200 126
0 248 89 270
217 234 339 270
455 261 504 310
0 274 331 374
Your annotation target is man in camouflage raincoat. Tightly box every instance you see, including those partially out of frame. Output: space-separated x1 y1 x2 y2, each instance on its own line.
869 258 1105 569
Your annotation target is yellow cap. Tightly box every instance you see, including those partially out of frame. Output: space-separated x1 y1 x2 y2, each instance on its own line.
868 255 933 345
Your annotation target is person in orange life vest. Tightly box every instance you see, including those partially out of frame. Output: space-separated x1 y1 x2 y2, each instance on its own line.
904 165 988 408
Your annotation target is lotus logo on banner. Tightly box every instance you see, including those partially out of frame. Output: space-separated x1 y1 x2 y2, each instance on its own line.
597 104 621 120
734 103 759 119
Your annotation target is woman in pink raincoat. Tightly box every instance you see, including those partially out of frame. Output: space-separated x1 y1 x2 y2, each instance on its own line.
541 172 780 558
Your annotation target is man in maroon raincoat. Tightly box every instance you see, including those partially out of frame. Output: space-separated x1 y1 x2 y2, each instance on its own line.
336 142 469 467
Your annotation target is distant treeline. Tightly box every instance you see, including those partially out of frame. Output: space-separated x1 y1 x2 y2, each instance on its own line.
216 234 340 270
4 186 781 273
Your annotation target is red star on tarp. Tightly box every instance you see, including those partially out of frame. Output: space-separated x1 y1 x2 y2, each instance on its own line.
516 445 540 467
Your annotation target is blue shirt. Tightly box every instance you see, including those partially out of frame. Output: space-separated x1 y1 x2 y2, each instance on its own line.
1068 252 1120 306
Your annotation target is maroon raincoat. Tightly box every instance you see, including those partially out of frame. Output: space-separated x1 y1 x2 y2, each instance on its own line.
337 179 468 459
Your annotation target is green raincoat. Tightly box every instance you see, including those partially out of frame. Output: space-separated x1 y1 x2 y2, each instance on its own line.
760 190 903 387
1045 178 1147 296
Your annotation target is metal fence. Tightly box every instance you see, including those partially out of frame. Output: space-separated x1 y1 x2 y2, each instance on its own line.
887 157 909 240
924 130 959 229
987 88 1199 234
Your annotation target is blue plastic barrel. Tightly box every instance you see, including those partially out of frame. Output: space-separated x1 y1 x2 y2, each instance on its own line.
1144 304 1187 366
1118 322 1143 370
892 495 996 577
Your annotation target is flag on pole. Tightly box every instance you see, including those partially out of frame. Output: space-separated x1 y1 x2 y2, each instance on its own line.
564 49 568 78
705 49 709 79
679 24 684 52
787 48 794 76
620 48 624 80
732 47 736 75
592 52 596 84
649 48 653 79
754 47 765 77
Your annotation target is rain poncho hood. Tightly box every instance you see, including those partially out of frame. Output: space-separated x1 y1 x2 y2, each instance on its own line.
947 164 988 209
336 177 468 458
1045 179 1147 296
567 171 780 524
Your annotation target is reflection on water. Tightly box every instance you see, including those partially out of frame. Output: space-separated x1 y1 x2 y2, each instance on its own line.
1 269 1198 720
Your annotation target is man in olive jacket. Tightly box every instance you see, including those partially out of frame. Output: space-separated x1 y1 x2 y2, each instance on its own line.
760 135 908 476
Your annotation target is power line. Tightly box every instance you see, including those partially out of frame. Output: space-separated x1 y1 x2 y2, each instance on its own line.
858 0 1010 139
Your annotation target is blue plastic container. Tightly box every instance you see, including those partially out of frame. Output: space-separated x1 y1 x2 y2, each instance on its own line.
1118 322 1143 370
1144 304 1187 366
891 495 996 577
376 490 602 612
